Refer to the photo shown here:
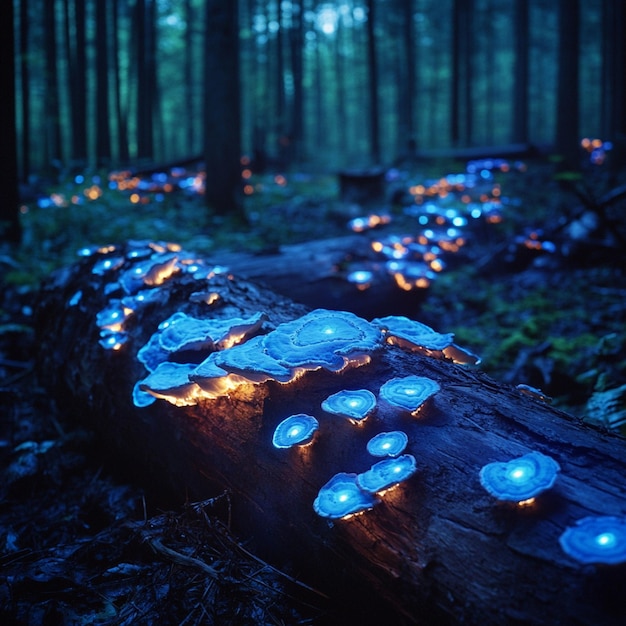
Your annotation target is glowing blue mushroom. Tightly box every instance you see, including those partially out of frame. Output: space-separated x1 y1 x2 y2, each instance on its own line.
313 473 379 520
321 389 376 425
263 309 383 373
92 255 124 275
479 451 560 503
372 315 480 365
357 454 417 494
379 375 440 415
138 361 202 407
119 254 180 293
559 516 626 565
272 414 319 449
96 300 133 331
366 431 408 457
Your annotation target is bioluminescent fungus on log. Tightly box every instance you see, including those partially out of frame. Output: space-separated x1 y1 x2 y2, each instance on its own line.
272 414 319 449
559 516 626 565
356 454 417 494
366 431 408 457
321 389 377 425
379 375 440 415
313 473 379 520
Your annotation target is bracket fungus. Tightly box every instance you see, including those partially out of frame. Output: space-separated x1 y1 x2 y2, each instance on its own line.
118 253 180 294
366 431 409 457
356 454 417 494
91 255 125 276
158 311 267 354
321 389 377 425
479 451 560 503
559 516 626 565
137 361 202 407
262 309 383 373
313 473 379 520
372 315 480 365
272 414 319 449
379 375 440 415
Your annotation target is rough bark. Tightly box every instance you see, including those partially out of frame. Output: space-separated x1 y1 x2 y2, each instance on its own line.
36 245 626 625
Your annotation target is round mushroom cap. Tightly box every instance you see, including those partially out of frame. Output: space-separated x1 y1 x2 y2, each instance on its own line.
272 414 319 449
321 389 377 423
357 454 417 493
313 472 378 519
559 516 626 565
379 375 440 414
367 431 408 457
479 451 560 502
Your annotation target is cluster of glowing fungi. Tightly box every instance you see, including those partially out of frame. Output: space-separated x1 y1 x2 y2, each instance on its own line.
85 242 626 567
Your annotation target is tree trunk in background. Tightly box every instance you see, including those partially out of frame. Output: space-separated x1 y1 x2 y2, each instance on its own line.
366 0 381 164
0 0 21 243
112 0 130 164
513 0 529 144
135 0 155 161
601 0 626 140
44 0 62 175
184 0 194 154
65 0 87 166
19 0 30 182
451 0 472 146
289 0 304 163
36 248 626 625
555 0 579 167
96 0 112 166
397 0 415 156
204 0 244 218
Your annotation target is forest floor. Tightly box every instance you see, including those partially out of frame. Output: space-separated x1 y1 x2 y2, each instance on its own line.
1 153 625 624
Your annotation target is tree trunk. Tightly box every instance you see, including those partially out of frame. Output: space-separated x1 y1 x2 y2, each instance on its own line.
112 0 130 164
19 0 30 182
365 0 381 164
513 0 530 144
0 0 21 243
36 244 626 625
203 0 245 218
96 0 112 166
44 0 62 175
555 0 580 167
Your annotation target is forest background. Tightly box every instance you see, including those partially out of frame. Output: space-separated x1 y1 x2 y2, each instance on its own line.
2 0 625 240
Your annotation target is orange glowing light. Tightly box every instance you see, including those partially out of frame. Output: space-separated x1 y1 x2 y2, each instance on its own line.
492 186 501 197
517 497 536 508
435 216 445 225
581 137 591 149
274 174 287 186
244 184 254 195
371 241 383 253
163 183 173 192
591 138 602 149
242 169 252 179
130 193 140 204
461 194 471 203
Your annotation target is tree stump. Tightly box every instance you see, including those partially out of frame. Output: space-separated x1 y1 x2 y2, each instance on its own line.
338 168 387 204
36 242 626 625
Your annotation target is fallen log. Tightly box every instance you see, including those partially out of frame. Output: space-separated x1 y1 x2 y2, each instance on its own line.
204 234 427 318
36 242 626 625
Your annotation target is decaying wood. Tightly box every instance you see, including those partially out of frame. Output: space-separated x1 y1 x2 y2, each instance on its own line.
205 234 427 318
36 244 626 625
